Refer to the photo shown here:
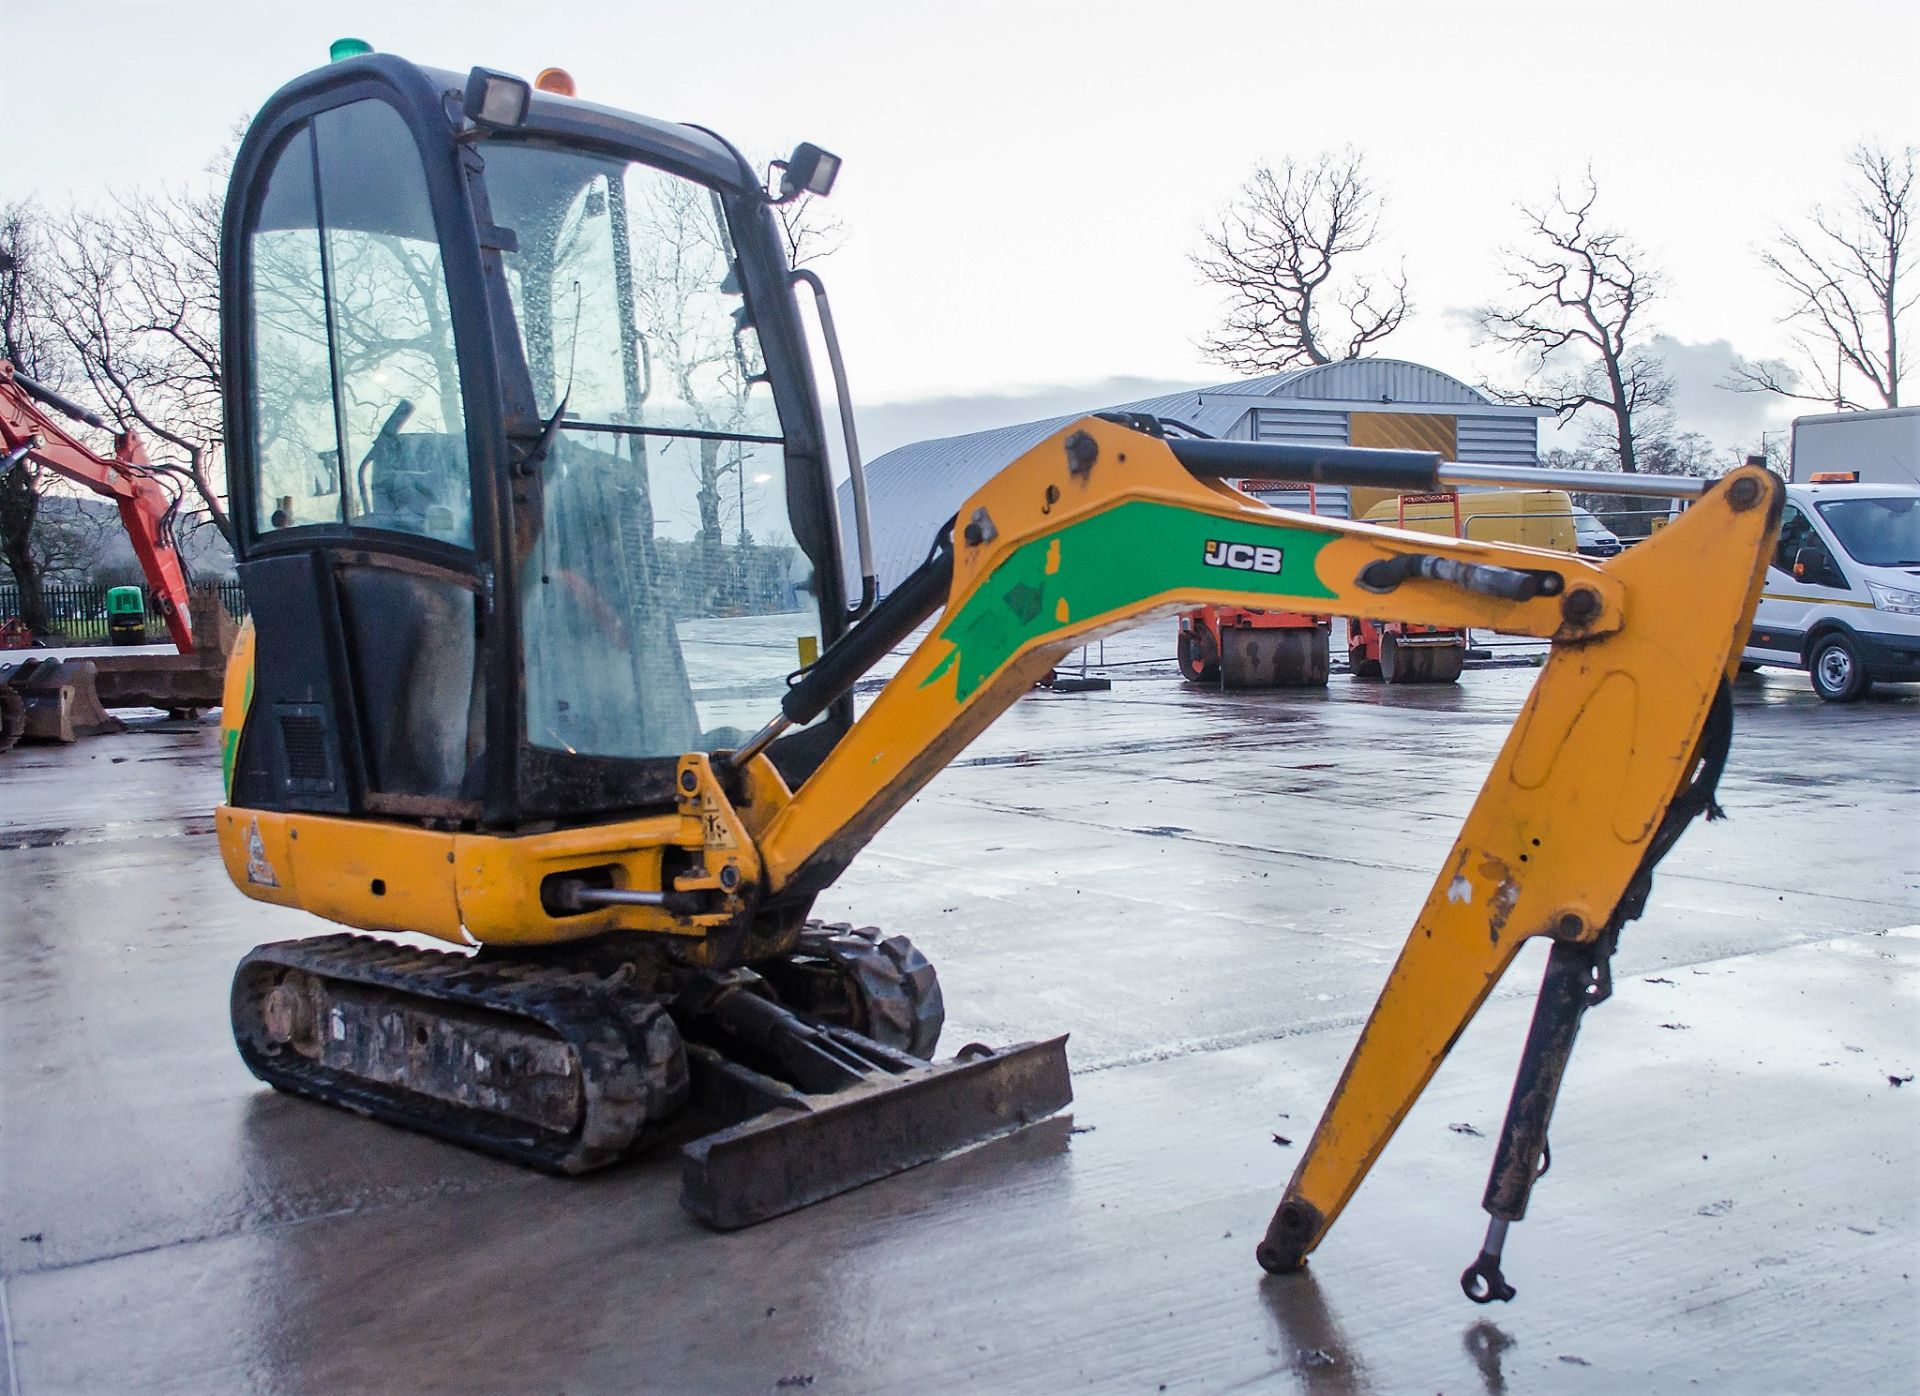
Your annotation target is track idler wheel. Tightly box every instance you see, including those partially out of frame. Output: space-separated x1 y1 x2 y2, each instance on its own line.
755 921 945 1059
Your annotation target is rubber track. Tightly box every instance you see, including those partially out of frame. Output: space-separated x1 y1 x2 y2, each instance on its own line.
232 933 687 1174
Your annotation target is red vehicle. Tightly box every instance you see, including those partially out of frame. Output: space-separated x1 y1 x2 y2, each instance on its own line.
1176 481 1330 689
0 360 195 652
1345 490 1467 684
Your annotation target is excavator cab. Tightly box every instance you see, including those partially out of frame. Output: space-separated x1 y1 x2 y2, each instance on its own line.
217 52 1071 1220
222 56 852 829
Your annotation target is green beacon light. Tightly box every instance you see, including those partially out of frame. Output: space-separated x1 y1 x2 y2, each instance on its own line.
329 37 374 62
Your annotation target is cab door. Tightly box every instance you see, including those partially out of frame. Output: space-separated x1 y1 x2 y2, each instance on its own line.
226 92 497 822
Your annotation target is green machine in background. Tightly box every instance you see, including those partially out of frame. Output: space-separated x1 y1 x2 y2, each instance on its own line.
105 586 147 645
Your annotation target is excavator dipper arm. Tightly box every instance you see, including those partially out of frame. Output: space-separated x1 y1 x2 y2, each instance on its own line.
746 417 1779 1284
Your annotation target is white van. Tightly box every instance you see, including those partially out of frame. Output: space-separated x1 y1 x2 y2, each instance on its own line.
1572 506 1623 557
1743 481 1920 701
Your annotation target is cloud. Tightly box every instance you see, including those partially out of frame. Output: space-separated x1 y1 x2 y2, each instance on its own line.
1538 335 1800 456
1656 336 1797 445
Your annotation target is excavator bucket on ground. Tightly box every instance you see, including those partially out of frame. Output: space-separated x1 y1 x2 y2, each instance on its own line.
0 658 122 745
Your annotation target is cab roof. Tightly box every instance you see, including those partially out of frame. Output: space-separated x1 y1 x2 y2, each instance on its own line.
267 54 760 196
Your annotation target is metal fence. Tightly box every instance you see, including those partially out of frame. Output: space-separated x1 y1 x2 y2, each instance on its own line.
0 580 247 645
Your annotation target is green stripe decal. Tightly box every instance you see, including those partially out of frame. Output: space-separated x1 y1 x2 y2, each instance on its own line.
922 500 1336 701
221 659 255 800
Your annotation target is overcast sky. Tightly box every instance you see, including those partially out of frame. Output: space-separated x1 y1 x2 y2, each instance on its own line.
8 0 1914 460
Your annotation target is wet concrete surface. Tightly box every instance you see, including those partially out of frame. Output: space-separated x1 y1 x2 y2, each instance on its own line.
1 657 1914 1394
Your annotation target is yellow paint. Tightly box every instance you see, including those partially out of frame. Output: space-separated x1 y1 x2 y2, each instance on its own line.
215 751 794 948
1348 413 1458 520
218 620 256 799
1270 463 1778 1259
1054 597 1070 622
1348 411 1459 458
1045 537 1061 574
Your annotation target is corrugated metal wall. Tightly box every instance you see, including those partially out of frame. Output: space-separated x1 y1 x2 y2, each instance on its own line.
1249 408 1347 444
1237 486 1348 519
1456 415 1541 465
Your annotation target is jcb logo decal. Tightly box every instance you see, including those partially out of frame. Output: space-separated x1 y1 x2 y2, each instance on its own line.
1203 539 1284 574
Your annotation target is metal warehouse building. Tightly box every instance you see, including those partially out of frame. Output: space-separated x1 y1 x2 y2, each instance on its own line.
840 358 1551 594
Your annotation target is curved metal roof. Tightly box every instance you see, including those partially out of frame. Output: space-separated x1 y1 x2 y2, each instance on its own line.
841 359 1520 591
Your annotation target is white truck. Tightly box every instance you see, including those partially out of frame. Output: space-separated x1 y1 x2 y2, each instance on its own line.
1742 480 1920 700
1790 407 1920 487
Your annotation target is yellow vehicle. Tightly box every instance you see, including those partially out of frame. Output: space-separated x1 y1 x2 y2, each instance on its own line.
212 52 1779 1302
1363 487 1578 553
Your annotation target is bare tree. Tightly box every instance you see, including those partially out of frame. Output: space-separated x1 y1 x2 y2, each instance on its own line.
774 191 845 272
1478 175 1670 473
1728 142 1914 409
27 497 115 584
49 186 232 541
1194 151 1409 372
2 199 73 635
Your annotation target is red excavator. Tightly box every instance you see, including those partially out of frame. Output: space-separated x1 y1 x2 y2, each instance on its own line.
1 358 195 652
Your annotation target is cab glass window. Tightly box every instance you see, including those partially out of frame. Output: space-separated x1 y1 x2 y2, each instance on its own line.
482 145 810 761
250 126 337 530
248 100 471 547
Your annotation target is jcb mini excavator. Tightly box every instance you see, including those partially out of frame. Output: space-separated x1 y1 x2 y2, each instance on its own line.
213 53 1779 1299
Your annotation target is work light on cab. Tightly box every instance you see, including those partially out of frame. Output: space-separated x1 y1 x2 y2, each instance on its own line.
463 66 532 130
776 142 841 202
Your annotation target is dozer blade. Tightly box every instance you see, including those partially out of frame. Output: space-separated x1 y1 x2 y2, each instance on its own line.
681 1034 1072 1229
1218 625 1330 690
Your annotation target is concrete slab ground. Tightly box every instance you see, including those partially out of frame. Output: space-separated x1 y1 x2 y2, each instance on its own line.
1 658 1914 1395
